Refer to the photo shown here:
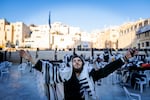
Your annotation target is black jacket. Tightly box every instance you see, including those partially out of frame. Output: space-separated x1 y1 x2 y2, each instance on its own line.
64 58 124 100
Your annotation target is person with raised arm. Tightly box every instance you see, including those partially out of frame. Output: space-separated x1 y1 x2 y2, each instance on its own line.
20 48 137 100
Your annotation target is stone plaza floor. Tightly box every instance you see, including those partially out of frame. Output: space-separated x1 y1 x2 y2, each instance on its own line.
0 63 150 100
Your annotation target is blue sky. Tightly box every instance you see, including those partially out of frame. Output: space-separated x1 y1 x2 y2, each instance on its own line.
0 0 150 32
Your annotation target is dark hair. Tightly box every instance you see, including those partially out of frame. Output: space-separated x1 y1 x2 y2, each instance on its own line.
72 55 85 66
72 55 85 73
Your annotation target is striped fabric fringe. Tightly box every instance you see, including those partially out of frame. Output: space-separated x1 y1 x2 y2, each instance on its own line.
39 60 72 100
78 62 97 100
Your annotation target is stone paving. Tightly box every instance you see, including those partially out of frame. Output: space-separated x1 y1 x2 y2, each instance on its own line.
0 63 42 100
0 63 150 100
0 50 150 100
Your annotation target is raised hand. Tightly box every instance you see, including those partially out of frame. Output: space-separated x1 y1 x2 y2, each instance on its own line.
124 48 138 61
19 50 32 62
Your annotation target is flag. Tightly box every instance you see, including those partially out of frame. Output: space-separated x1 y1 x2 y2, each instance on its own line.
49 11 51 29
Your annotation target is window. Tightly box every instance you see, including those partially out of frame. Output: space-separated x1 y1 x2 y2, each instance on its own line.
124 30 126 34
144 20 148 26
60 38 64 41
112 34 116 38
134 25 137 30
36 36 41 38
138 43 140 49
146 42 149 47
35 29 39 32
126 29 129 33
16 34 19 38
145 31 149 37
137 34 140 39
139 23 142 28
142 42 144 47
130 26 133 31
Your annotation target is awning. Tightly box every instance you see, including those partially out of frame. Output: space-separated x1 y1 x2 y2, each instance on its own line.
137 25 150 34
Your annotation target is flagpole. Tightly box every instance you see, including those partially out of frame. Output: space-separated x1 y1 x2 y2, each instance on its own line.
48 11 51 50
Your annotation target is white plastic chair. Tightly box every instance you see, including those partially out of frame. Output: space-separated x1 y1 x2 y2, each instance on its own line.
134 77 147 93
0 61 12 80
123 86 141 100
0 67 9 80
144 70 150 87
18 62 27 74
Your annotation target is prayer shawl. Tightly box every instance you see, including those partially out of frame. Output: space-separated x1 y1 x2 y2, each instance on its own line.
34 60 97 100
34 60 72 100
95 61 108 69
78 62 97 100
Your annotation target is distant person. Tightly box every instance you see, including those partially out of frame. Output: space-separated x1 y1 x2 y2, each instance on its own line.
93 55 106 86
20 48 137 100
103 48 110 62
0 52 4 62
35 48 39 59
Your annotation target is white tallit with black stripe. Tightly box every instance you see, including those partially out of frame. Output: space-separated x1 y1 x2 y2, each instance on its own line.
37 59 97 100
78 62 97 100
40 60 72 100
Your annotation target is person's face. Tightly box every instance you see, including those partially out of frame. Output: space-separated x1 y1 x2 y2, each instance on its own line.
72 57 83 73
97 58 102 62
